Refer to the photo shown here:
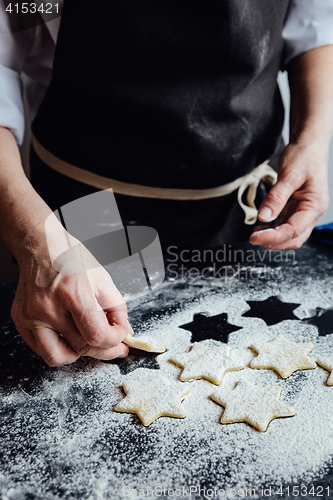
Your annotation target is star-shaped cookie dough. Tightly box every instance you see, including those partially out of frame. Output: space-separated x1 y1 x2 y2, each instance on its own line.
123 334 166 353
250 335 316 379
179 312 242 343
303 308 333 336
170 341 244 385
114 369 190 426
210 379 296 432
242 296 300 326
317 357 333 385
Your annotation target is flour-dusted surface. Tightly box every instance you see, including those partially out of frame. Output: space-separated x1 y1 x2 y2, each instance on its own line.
1 242 333 499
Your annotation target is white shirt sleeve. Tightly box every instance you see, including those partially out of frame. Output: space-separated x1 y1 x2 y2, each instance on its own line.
0 5 34 144
0 64 24 144
283 0 333 66
0 4 57 144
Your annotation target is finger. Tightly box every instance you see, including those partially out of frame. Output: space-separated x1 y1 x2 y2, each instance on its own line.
91 269 127 311
259 226 313 250
96 280 130 328
52 315 93 355
54 314 130 359
82 342 129 361
58 273 129 348
33 325 80 367
90 270 132 332
11 305 41 356
70 304 129 349
250 202 319 247
106 305 133 334
15 325 41 357
257 173 301 223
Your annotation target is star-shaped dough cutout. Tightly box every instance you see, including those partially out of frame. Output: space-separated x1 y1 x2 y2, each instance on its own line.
210 379 296 432
123 334 166 353
114 369 190 426
317 357 333 385
179 312 242 343
250 335 316 379
303 308 333 336
242 296 300 326
170 341 244 385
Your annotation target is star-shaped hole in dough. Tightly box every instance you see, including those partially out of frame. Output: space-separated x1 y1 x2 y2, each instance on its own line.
210 379 296 432
114 369 190 426
250 335 316 379
242 296 300 326
304 308 333 337
170 341 244 385
317 357 333 385
179 312 242 343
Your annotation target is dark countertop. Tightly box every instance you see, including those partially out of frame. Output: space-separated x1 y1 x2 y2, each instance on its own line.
0 240 333 500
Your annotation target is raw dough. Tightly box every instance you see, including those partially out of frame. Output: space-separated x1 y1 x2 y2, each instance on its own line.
317 357 333 385
123 334 166 353
170 341 244 385
114 368 190 426
250 335 316 379
210 378 296 432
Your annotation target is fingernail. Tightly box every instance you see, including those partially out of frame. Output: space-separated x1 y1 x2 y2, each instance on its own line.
252 228 275 237
258 207 274 222
127 320 134 335
118 348 128 358
250 227 275 245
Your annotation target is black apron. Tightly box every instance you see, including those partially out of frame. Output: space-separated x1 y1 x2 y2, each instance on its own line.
31 0 289 249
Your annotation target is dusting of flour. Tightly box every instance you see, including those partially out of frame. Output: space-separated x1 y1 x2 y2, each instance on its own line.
1 272 333 499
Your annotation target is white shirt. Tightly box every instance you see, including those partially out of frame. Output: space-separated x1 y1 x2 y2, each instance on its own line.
1 0 333 145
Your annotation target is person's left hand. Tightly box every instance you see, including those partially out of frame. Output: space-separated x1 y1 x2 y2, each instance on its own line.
249 140 330 250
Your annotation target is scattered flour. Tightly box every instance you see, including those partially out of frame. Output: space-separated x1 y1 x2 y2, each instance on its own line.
1 274 333 499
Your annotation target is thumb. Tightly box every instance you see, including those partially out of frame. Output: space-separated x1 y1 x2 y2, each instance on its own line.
92 272 131 333
258 174 298 223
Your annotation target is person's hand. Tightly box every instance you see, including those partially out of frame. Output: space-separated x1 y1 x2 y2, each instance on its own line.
11 223 131 367
249 139 330 250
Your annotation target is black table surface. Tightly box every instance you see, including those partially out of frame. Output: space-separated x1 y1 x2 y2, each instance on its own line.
1 240 333 500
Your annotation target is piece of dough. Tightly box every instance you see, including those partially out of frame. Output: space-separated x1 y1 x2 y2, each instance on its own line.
114 369 190 426
317 357 333 385
250 335 316 379
210 379 296 432
123 334 166 353
170 341 244 385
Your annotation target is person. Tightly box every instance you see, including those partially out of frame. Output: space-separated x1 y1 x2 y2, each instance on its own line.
0 0 333 367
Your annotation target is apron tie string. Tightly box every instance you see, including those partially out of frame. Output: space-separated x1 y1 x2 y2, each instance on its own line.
237 160 278 225
32 135 277 225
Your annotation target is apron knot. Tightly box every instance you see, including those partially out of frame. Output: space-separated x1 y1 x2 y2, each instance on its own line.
237 160 278 225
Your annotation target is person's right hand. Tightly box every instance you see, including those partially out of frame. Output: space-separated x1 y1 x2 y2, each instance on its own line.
11 222 131 367
0 127 131 367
